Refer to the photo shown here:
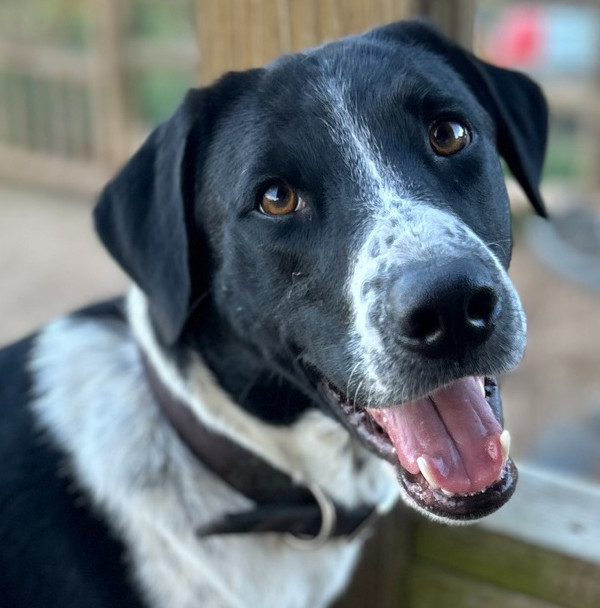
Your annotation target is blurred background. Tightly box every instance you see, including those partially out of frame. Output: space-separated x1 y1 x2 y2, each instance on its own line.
1 1 599 605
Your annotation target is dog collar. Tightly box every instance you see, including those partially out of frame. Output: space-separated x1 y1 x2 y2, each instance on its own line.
140 352 378 548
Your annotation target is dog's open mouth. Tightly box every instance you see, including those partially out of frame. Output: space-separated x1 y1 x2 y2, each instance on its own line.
319 375 517 521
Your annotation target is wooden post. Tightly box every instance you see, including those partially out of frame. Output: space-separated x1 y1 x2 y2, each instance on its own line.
334 507 414 608
195 0 412 85
92 0 131 168
409 0 475 49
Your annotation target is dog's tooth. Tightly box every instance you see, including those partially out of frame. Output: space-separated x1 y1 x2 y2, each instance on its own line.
478 376 486 397
500 430 511 462
441 489 455 497
417 457 439 490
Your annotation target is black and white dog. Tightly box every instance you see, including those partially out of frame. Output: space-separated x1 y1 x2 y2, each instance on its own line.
0 21 547 608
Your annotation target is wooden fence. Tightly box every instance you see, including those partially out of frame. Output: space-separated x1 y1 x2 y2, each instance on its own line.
0 0 478 194
0 0 197 194
2 0 600 194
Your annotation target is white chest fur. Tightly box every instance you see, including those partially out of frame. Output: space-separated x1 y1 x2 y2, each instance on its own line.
30 294 398 607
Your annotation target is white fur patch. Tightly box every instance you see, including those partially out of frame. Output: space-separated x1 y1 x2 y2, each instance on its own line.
347 204 527 403
30 297 399 608
316 76 409 215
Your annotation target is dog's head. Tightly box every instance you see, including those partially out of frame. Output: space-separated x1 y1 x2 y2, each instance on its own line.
95 21 547 523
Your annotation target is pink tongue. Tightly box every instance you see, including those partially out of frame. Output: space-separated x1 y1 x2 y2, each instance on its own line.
367 377 504 495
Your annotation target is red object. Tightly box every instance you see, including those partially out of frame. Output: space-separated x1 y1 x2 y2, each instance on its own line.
487 5 545 68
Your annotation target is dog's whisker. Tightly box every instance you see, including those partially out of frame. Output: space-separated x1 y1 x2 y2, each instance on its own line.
352 380 364 413
345 362 362 402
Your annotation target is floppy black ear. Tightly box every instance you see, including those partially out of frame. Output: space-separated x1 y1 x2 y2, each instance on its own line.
383 21 549 217
94 71 260 345
464 58 549 218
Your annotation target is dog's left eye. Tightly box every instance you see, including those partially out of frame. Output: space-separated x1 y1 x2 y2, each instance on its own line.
429 119 471 156
259 181 305 216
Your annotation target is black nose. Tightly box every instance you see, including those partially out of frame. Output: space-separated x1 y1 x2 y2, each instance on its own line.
389 259 501 359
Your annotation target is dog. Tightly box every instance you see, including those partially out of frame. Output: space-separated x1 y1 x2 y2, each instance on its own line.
0 20 547 608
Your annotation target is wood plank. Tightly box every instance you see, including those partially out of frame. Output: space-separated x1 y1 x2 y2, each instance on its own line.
483 465 600 566
410 0 474 48
0 40 94 83
261 0 283 66
316 0 343 43
92 0 131 166
195 0 214 83
5 72 29 148
232 0 251 69
409 563 560 608
415 524 600 608
288 0 317 51
0 144 110 195
194 0 420 86
276 0 293 55
413 468 600 608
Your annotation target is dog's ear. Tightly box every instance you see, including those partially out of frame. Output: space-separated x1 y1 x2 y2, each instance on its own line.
382 21 548 217
461 58 548 218
94 71 260 345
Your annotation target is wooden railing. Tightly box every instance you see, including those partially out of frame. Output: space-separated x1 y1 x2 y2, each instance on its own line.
336 465 600 607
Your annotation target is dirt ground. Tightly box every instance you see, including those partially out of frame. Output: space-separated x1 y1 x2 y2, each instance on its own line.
0 184 127 342
1 182 600 468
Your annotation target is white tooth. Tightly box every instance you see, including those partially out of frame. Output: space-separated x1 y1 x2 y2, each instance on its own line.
441 489 455 497
478 377 486 397
500 430 511 462
417 456 439 490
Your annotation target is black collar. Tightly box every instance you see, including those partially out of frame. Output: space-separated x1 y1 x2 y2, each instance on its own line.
141 352 378 547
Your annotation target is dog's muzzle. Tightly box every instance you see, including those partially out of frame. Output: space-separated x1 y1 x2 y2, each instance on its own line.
315 255 522 522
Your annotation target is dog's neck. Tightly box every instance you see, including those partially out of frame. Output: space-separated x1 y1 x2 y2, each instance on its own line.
182 296 318 427
127 286 399 512
140 348 380 542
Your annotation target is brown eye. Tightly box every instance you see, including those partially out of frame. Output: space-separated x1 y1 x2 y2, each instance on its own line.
429 119 470 156
259 181 302 216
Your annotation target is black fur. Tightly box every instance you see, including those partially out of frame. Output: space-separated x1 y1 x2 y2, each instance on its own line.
0 333 143 608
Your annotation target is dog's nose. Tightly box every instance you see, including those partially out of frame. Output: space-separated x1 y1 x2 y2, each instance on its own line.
389 259 500 359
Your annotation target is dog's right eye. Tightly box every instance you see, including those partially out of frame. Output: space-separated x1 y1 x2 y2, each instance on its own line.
259 181 305 216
